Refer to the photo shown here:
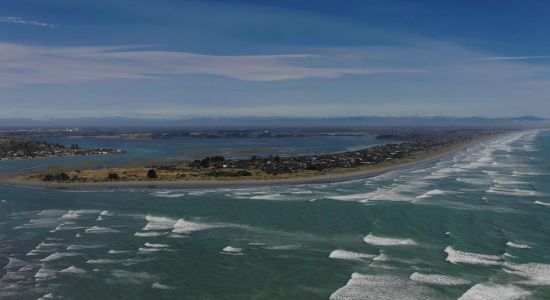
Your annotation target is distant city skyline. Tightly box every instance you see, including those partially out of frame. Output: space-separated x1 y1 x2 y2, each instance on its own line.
1 0 550 118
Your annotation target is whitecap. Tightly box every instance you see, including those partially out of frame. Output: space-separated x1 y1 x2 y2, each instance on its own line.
363 234 417 246
444 246 502 265
172 218 216 234
416 189 448 199
249 194 287 200
506 241 531 249
66 244 103 250
151 282 172 290
134 231 164 237
142 215 178 231
144 243 170 248
486 187 542 197
458 283 530 300
409 272 470 286
328 249 376 261
40 252 81 262
34 265 56 280
138 247 163 253
151 191 187 198
503 262 550 285
3 257 27 271
59 266 87 274
222 246 242 253
84 226 120 234
330 273 438 300
373 252 389 262
534 201 550 207
108 250 132 254
86 259 124 265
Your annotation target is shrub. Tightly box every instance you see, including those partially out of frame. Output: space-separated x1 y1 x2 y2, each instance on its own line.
146 168 158 179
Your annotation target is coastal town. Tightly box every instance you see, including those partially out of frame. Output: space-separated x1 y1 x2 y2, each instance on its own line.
0 138 124 161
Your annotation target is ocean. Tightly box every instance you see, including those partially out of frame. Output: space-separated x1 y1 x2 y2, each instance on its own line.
0 131 549 299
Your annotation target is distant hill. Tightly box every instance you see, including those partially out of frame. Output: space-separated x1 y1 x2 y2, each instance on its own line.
0 116 547 129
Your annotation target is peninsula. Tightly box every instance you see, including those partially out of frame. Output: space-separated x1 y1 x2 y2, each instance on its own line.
15 130 496 188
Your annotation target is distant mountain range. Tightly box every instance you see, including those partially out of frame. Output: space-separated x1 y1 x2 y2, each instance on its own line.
0 116 547 129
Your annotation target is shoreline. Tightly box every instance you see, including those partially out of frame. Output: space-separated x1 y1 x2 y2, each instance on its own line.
1 136 489 190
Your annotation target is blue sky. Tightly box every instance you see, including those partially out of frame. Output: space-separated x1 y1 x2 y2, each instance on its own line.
1 0 550 119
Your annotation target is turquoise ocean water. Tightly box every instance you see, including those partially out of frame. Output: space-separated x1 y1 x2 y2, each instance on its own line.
1 131 549 299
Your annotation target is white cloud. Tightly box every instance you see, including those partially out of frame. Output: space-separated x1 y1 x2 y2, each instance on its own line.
0 43 421 87
0 16 57 28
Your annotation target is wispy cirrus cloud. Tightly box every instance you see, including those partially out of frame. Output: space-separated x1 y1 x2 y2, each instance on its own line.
483 55 548 61
0 16 57 28
0 43 420 87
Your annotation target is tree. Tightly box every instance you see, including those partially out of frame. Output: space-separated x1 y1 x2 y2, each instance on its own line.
43 174 55 181
146 168 158 179
107 173 120 180
57 172 70 181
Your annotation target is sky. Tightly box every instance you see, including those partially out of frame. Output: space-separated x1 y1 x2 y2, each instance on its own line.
1 0 550 119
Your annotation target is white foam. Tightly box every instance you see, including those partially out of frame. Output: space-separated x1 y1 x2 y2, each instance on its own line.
60 210 81 220
99 210 112 216
84 226 120 234
144 243 170 248
3 257 27 271
142 215 178 231
151 191 187 198
37 293 54 300
416 189 447 199
108 250 132 254
222 246 242 253
458 283 530 300
409 272 470 286
506 241 531 249
456 177 490 186
503 262 550 285
327 192 374 201
34 265 56 280
66 244 103 250
34 241 63 250
172 218 215 234
151 282 172 290
534 201 550 207
329 273 438 300
134 231 163 237
249 194 287 200
486 187 542 197
51 222 87 232
444 246 502 265
328 250 376 261
40 252 81 262
138 247 163 253
363 234 417 246
59 266 87 274
373 252 389 262
86 259 124 265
